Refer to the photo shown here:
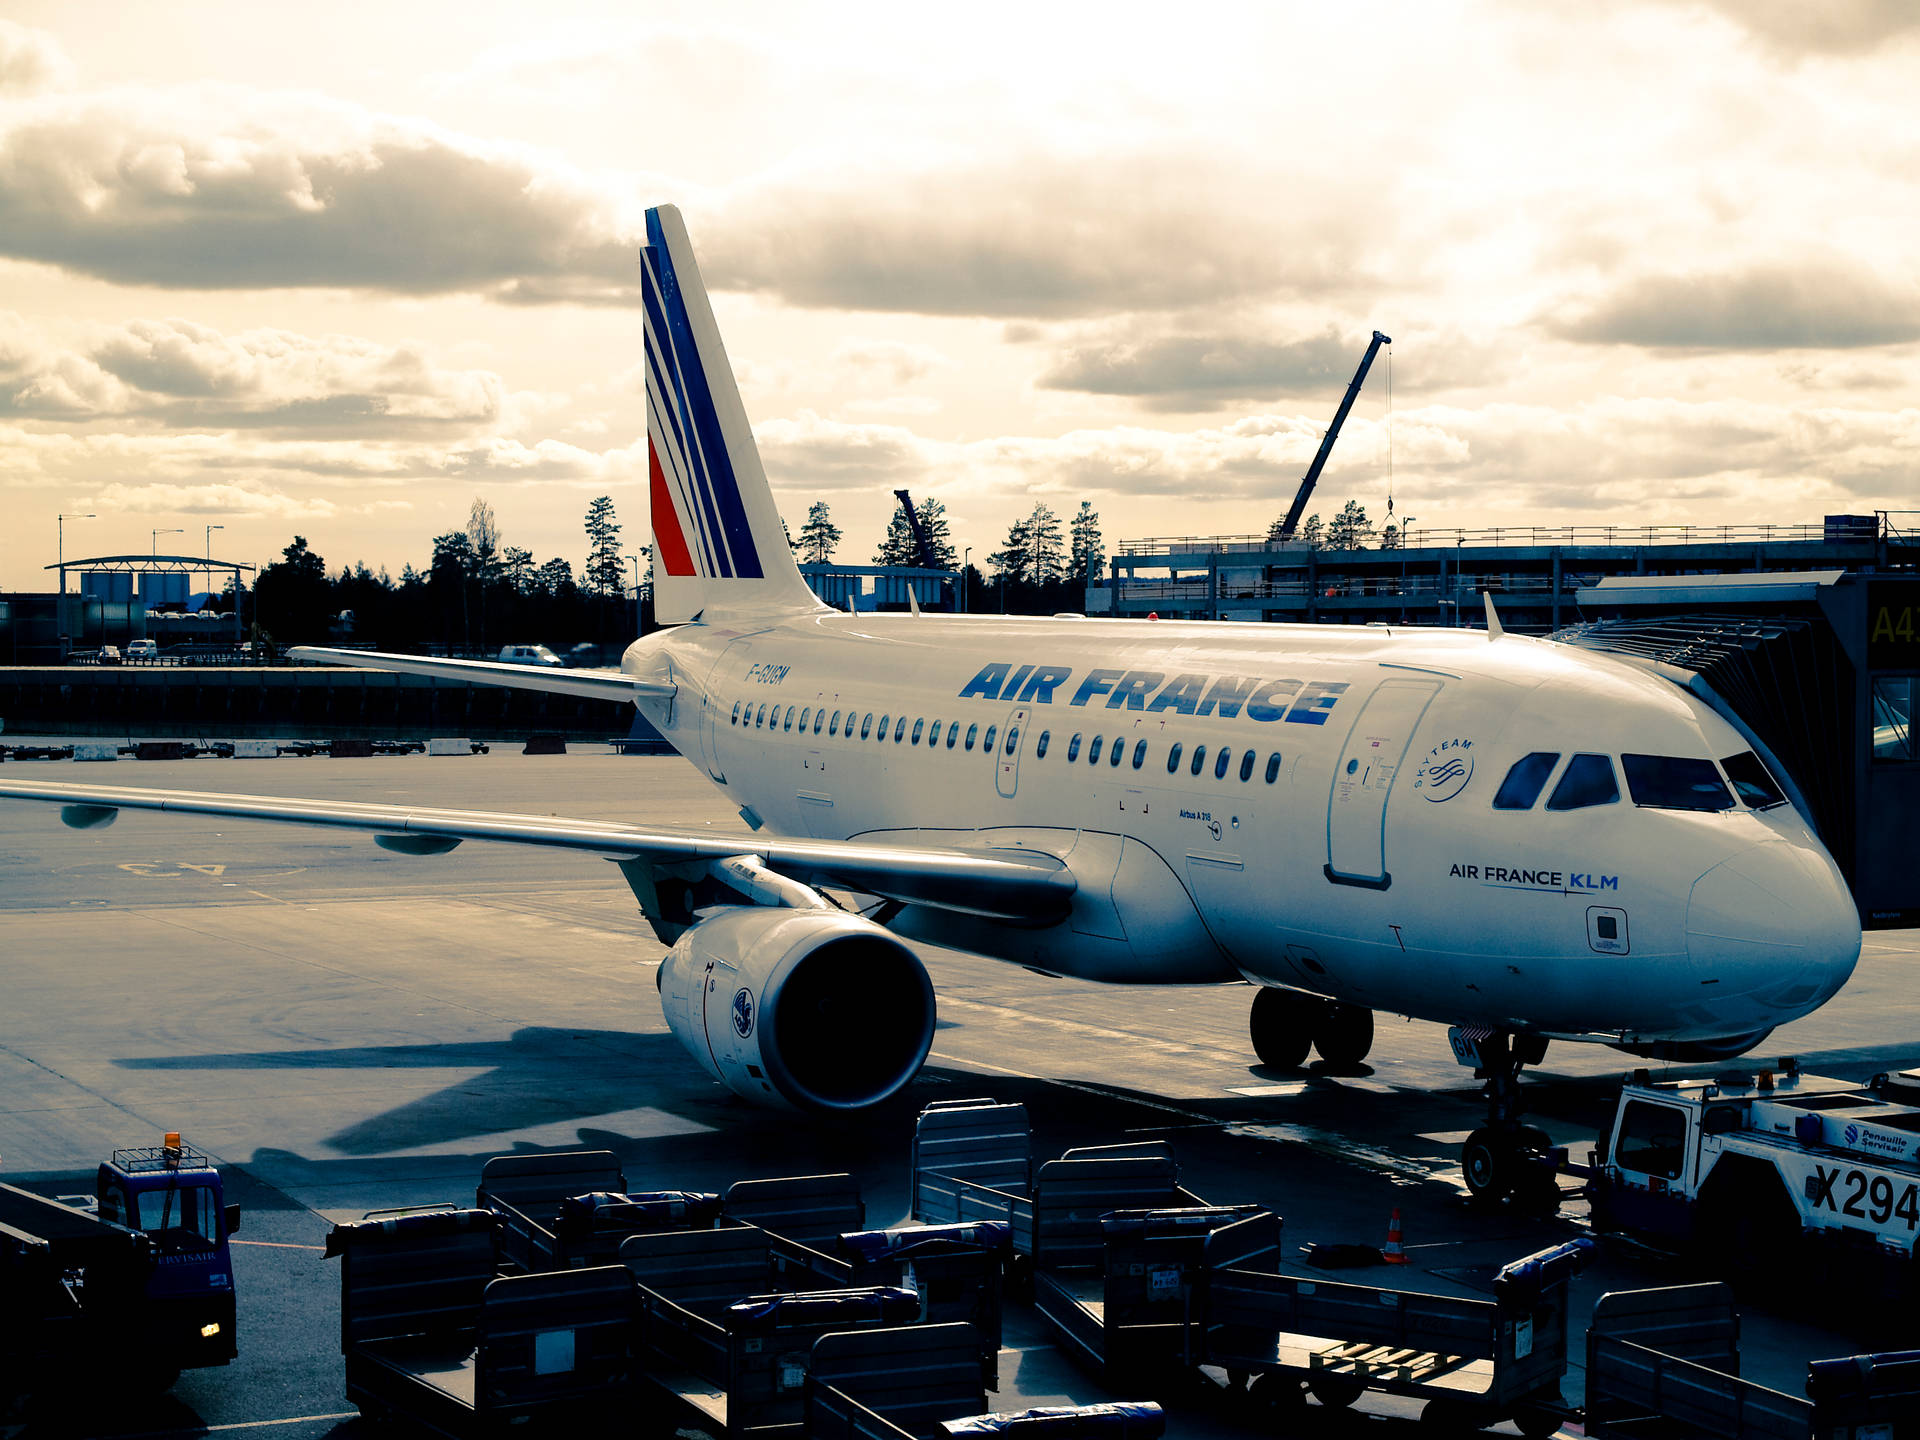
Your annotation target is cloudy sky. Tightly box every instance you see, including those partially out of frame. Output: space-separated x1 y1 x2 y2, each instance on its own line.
2 0 1916 587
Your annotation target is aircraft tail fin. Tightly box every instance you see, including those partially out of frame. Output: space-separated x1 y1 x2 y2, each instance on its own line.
642 205 819 623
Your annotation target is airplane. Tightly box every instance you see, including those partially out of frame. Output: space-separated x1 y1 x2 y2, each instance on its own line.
0 205 1862 1203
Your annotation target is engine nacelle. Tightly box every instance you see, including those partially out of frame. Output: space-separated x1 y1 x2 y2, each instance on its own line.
1610 1027 1775 1062
657 906 936 1113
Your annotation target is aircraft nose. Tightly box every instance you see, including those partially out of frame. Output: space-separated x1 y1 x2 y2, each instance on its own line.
1687 840 1860 1013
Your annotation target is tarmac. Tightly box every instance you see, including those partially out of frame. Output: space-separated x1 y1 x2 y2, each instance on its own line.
1 745 1915 1437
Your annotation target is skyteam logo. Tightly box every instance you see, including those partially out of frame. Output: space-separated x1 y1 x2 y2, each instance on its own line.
732 987 755 1039
1413 738 1475 802
642 208 763 582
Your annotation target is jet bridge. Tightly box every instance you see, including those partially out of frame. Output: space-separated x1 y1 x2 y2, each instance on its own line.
1558 569 1920 927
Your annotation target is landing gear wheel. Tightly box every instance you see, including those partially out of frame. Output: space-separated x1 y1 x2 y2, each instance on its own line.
1314 1003 1374 1069
1250 987 1321 1070
1306 1373 1366 1409
1461 1128 1513 1203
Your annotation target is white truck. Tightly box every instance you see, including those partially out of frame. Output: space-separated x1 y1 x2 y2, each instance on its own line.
1572 1061 1920 1288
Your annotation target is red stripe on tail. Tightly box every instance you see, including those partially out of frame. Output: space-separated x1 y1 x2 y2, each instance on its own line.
650 440 697 577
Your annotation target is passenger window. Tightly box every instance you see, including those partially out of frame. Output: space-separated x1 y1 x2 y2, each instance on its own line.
965 724 978 751
1622 754 1734 812
829 710 841 735
1133 739 1148 770
1109 736 1124 767
861 713 874 739
1190 744 1207 777
946 722 959 749
895 716 907 742
910 718 924 744
983 725 998 752
784 707 795 732
798 707 810 731
1616 1101 1688 1180
1721 751 1786 808
1005 727 1019 755
1239 749 1255 782
731 701 741 725
1872 677 1913 761
1167 742 1183 773
1067 734 1083 762
1089 736 1104 764
1265 752 1282 783
814 710 826 735
1036 731 1050 758
1493 752 1559 810
1214 747 1231 779
1546 753 1618 811
756 704 767 728
878 713 891 740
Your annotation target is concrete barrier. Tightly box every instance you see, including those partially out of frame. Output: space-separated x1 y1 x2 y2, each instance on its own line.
232 739 279 758
72 742 119 762
428 737 473 756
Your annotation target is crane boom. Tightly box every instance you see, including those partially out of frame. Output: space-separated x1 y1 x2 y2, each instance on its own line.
1275 329 1391 542
892 489 937 569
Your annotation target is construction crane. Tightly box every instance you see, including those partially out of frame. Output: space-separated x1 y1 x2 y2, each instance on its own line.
892 489 937 570
1273 330 1391 543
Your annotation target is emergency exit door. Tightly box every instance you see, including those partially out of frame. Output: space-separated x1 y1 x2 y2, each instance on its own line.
1325 679 1440 887
996 705 1031 798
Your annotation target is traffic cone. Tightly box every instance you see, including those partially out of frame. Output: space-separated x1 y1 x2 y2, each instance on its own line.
1381 1207 1409 1264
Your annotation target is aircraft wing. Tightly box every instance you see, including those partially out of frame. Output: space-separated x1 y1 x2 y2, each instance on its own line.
288 645 673 704
0 780 1074 923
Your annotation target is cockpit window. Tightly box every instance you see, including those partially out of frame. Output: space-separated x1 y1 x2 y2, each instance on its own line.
1721 751 1787 809
1622 754 1734 812
1493 752 1559 810
1546 753 1619 811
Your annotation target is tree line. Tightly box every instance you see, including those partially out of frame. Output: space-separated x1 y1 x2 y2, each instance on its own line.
1265 498 1405 550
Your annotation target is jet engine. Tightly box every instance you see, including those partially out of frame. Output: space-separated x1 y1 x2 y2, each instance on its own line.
1610 1027 1775 1062
657 906 936 1113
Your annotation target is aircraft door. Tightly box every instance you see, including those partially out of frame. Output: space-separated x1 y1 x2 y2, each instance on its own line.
699 638 754 783
995 705 1031 798
1326 678 1441 887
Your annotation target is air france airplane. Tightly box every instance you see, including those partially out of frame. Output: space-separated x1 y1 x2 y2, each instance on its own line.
0 206 1862 1200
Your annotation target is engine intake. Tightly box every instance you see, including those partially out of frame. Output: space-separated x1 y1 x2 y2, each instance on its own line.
657 907 935 1113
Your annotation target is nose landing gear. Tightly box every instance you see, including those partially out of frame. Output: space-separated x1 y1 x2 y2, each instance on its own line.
1250 987 1375 1071
1452 1028 1558 1208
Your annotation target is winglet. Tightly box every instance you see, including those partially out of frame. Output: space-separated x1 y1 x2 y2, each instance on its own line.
1483 591 1505 639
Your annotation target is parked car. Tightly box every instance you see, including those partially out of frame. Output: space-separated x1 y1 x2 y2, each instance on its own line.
497 644 564 668
97 644 122 665
125 639 159 660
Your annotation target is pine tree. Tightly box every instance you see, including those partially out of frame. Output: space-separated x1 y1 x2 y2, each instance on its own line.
987 514 1033 585
797 502 842 564
874 507 917 566
916 498 958 571
1069 501 1104 584
501 546 535 593
534 557 575 596
1300 514 1324 548
583 495 625 599
1025 503 1065 584
1326 499 1371 551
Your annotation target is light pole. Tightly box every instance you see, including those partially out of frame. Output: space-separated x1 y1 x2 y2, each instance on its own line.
58 512 96 571
962 547 971 614
152 527 182 556
203 526 223 599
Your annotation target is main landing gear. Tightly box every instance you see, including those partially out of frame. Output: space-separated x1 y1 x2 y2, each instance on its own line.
1453 1029 1559 1210
1249 987 1374 1071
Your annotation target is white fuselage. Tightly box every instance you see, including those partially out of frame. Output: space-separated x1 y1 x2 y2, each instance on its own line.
625 608 1860 1048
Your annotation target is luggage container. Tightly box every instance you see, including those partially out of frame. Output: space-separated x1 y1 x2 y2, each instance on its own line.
325 1207 638 1436
1035 1206 1277 1387
476 1148 720 1272
622 1223 922 1437
1585 1282 1920 1439
1203 1238 1591 1436
804 1323 989 1440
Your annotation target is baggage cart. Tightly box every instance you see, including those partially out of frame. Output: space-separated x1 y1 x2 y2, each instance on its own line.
805 1323 988 1440
1585 1281 1920 1439
622 1223 921 1437
1203 1238 1591 1436
326 1207 638 1436
477 1148 720 1272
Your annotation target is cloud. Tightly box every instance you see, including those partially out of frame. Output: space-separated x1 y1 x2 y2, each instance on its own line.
1668 0 1920 56
700 156 1371 318
0 21 71 96
0 314 509 429
1546 262 1920 349
0 96 642 300
73 481 340 519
